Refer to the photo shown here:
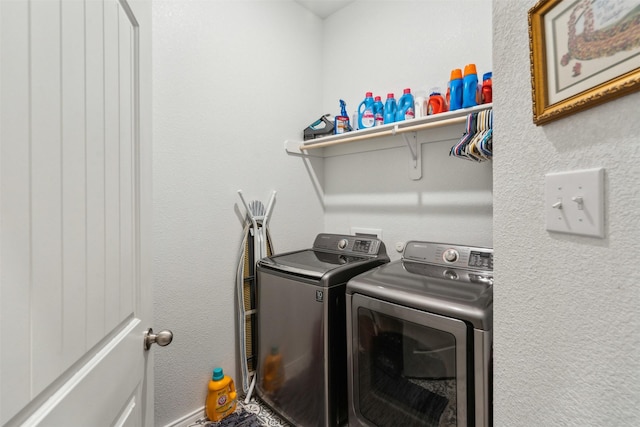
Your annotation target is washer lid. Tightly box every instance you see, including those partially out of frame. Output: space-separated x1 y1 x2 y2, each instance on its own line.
259 249 370 279
346 260 492 329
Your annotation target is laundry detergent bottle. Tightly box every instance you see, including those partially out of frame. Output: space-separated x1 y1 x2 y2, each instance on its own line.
357 92 375 130
262 346 285 393
373 96 384 126
396 88 415 121
481 72 492 104
428 89 447 115
383 93 397 124
462 63 479 108
448 68 463 111
205 367 237 422
414 90 428 118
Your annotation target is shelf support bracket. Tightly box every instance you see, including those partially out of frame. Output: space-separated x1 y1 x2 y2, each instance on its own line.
402 132 422 180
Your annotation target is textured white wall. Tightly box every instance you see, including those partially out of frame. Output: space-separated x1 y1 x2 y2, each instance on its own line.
151 0 640 425
152 2 324 425
321 0 494 258
493 1 640 425
321 0 493 115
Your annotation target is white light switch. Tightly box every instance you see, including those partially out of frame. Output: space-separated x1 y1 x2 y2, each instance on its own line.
544 168 604 238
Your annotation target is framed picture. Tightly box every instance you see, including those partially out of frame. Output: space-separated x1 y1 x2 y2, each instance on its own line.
528 0 640 125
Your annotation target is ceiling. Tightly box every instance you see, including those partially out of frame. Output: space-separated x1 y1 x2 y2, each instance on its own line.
293 0 355 19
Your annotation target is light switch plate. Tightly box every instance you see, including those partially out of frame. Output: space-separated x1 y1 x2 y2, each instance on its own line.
544 168 604 238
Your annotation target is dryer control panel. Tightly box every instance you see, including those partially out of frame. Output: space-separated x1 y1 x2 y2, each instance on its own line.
403 241 493 272
313 233 382 256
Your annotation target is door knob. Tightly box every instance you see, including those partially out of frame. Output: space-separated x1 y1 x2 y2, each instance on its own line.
144 328 173 350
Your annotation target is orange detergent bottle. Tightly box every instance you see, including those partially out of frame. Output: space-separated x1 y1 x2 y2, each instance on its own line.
427 88 447 115
205 367 237 422
262 346 285 393
482 72 492 104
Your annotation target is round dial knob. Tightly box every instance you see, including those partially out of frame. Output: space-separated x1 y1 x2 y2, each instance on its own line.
443 248 459 263
337 239 348 250
443 269 458 280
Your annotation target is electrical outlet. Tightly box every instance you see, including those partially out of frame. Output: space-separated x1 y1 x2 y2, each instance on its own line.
350 227 383 239
544 168 604 238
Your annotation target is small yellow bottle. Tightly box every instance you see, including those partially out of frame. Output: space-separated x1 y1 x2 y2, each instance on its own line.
205 367 237 422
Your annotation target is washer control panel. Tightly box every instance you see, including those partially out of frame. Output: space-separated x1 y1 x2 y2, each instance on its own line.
403 241 493 272
313 233 382 255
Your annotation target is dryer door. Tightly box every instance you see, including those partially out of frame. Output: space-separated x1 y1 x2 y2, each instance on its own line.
347 293 469 427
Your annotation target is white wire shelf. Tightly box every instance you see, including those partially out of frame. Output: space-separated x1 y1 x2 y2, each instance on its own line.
284 103 492 180
285 103 492 156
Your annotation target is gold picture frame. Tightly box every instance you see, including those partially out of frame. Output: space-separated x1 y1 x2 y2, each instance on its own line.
528 0 640 125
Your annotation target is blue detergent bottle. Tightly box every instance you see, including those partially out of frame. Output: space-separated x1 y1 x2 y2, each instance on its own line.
383 93 397 124
396 88 415 122
462 63 479 108
357 92 375 129
449 68 463 111
373 96 384 126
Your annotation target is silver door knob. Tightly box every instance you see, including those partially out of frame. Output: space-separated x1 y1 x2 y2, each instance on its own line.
144 328 173 350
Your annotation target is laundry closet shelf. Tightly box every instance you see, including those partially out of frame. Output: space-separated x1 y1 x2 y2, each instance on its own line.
284 103 492 158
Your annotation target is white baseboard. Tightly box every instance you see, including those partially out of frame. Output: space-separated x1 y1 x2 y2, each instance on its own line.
162 406 205 427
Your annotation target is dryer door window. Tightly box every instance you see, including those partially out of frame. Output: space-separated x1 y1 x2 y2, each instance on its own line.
350 294 469 427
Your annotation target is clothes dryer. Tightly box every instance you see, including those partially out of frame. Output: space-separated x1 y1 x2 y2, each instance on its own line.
346 241 493 427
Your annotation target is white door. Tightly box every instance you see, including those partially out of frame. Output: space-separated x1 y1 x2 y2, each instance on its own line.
1 0 156 425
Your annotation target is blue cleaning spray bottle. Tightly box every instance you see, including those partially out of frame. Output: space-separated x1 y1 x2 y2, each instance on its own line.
334 99 352 134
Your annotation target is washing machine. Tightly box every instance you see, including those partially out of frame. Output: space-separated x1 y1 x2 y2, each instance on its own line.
346 241 493 427
256 233 389 427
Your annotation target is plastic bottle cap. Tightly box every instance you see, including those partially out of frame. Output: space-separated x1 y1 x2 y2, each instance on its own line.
374 96 381 101
450 68 462 80
212 367 224 381
403 88 411 94
483 72 492 81
365 92 373 97
464 64 477 76
387 93 395 98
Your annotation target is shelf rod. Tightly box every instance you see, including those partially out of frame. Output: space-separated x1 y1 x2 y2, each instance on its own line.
300 115 468 151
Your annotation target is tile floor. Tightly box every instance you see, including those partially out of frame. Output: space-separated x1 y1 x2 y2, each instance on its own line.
185 395 290 427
